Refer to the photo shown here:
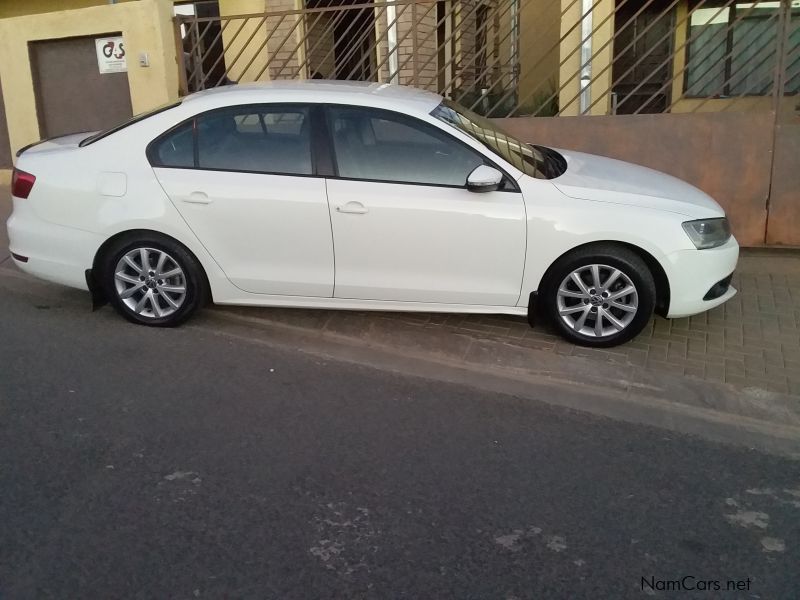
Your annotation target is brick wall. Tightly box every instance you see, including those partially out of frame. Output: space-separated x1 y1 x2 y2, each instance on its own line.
265 0 302 80
395 2 438 89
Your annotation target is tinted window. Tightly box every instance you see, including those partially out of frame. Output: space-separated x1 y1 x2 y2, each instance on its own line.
328 106 484 186
151 121 194 168
196 106 311 175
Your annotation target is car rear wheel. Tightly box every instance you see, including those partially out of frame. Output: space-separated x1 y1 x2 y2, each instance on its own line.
541 245 656 347
102 235 206 327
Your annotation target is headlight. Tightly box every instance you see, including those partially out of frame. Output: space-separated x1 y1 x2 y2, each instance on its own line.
682 218 731 249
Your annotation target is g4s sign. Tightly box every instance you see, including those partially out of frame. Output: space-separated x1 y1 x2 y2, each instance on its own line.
95 36 127 74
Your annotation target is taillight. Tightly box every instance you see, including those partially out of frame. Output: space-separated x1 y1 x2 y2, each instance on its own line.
11 168 36 199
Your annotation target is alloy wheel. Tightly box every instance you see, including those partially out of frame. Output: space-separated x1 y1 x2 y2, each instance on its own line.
555 264 639 338
113 247 187 319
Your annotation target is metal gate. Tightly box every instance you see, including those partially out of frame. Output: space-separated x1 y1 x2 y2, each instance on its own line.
175 0 797 117
173 0 799 245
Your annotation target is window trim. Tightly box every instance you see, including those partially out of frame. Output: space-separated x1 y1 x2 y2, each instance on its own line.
145 101 521 191
321 103 520 192
82 101 182 147
146 102 318 178
310 104 335 177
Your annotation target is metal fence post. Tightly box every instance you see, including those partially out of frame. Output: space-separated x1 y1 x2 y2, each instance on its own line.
173 16 189 97
412 0 419 86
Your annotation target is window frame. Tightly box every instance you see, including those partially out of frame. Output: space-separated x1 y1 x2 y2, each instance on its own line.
682 1 797 99
321 104 520 192
146 102 323 178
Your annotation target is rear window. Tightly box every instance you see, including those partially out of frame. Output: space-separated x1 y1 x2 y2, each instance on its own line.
79 101 182 147
150 121 194 168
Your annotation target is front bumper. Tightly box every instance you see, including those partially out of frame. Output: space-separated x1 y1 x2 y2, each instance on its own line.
664 237 739 318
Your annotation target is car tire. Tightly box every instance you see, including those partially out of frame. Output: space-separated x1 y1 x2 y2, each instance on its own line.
540 244 656 347
101 234 207 327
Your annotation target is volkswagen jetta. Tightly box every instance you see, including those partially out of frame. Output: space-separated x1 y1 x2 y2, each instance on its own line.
6 81 738 346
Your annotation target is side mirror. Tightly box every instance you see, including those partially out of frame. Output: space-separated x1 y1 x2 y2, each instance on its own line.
466 165 503 193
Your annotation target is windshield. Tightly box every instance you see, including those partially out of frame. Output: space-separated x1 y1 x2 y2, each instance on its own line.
79 101 182 147
431 99 550 179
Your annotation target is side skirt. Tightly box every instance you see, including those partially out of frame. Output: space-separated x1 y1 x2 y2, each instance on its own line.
213 295 529 317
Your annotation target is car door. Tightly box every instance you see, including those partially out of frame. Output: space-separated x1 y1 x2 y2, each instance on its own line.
325 105 527 306
150 104 334 297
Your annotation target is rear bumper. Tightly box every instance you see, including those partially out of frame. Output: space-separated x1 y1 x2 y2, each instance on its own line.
6 199 102 291
664 237 739 318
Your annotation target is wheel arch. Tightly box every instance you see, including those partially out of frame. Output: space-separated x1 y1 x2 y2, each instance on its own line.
535 240 671 317
90 229 212 305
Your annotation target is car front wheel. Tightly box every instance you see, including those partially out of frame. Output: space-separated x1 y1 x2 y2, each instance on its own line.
102 235 206 327
541 245 656 347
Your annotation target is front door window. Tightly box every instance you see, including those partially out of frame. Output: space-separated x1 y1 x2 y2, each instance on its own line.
327 106 485 187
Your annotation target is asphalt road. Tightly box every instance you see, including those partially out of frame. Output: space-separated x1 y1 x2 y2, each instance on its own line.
1 268 799 599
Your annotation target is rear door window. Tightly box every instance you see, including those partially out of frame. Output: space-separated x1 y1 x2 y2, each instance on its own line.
148 104 313 176
196 106 312 175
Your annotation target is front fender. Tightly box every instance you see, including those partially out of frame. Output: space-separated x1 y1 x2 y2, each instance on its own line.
517 192 692 307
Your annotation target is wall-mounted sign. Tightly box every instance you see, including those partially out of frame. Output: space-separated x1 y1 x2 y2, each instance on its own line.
95 36 127 74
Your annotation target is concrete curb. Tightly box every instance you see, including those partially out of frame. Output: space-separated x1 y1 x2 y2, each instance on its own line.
204 307 800 458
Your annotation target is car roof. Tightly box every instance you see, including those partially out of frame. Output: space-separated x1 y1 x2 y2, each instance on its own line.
182 80 444 115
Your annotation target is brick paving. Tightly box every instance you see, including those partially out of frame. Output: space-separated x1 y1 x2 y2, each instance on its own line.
234 249 800 398
360 250 800 397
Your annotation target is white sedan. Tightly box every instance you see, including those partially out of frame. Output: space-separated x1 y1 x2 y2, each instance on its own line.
6 81 738 347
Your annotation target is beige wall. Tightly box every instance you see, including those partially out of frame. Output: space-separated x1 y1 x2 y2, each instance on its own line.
218 0 304 82
0 0 136 19
0 0 179 158
558 0 614 116
672 97 783 114
517 0 560 109
218 0 272 82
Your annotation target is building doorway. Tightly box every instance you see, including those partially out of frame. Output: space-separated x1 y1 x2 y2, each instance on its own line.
29 35 133 138
612 1 676 114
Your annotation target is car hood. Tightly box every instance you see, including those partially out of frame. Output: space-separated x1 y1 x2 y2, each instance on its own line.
551 149 724 218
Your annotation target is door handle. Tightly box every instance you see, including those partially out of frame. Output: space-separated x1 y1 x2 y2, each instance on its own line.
183 191 213 204
336 201 368 215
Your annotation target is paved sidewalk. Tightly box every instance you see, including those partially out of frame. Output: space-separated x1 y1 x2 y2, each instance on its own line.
444 250 800 396
219 249 800 398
